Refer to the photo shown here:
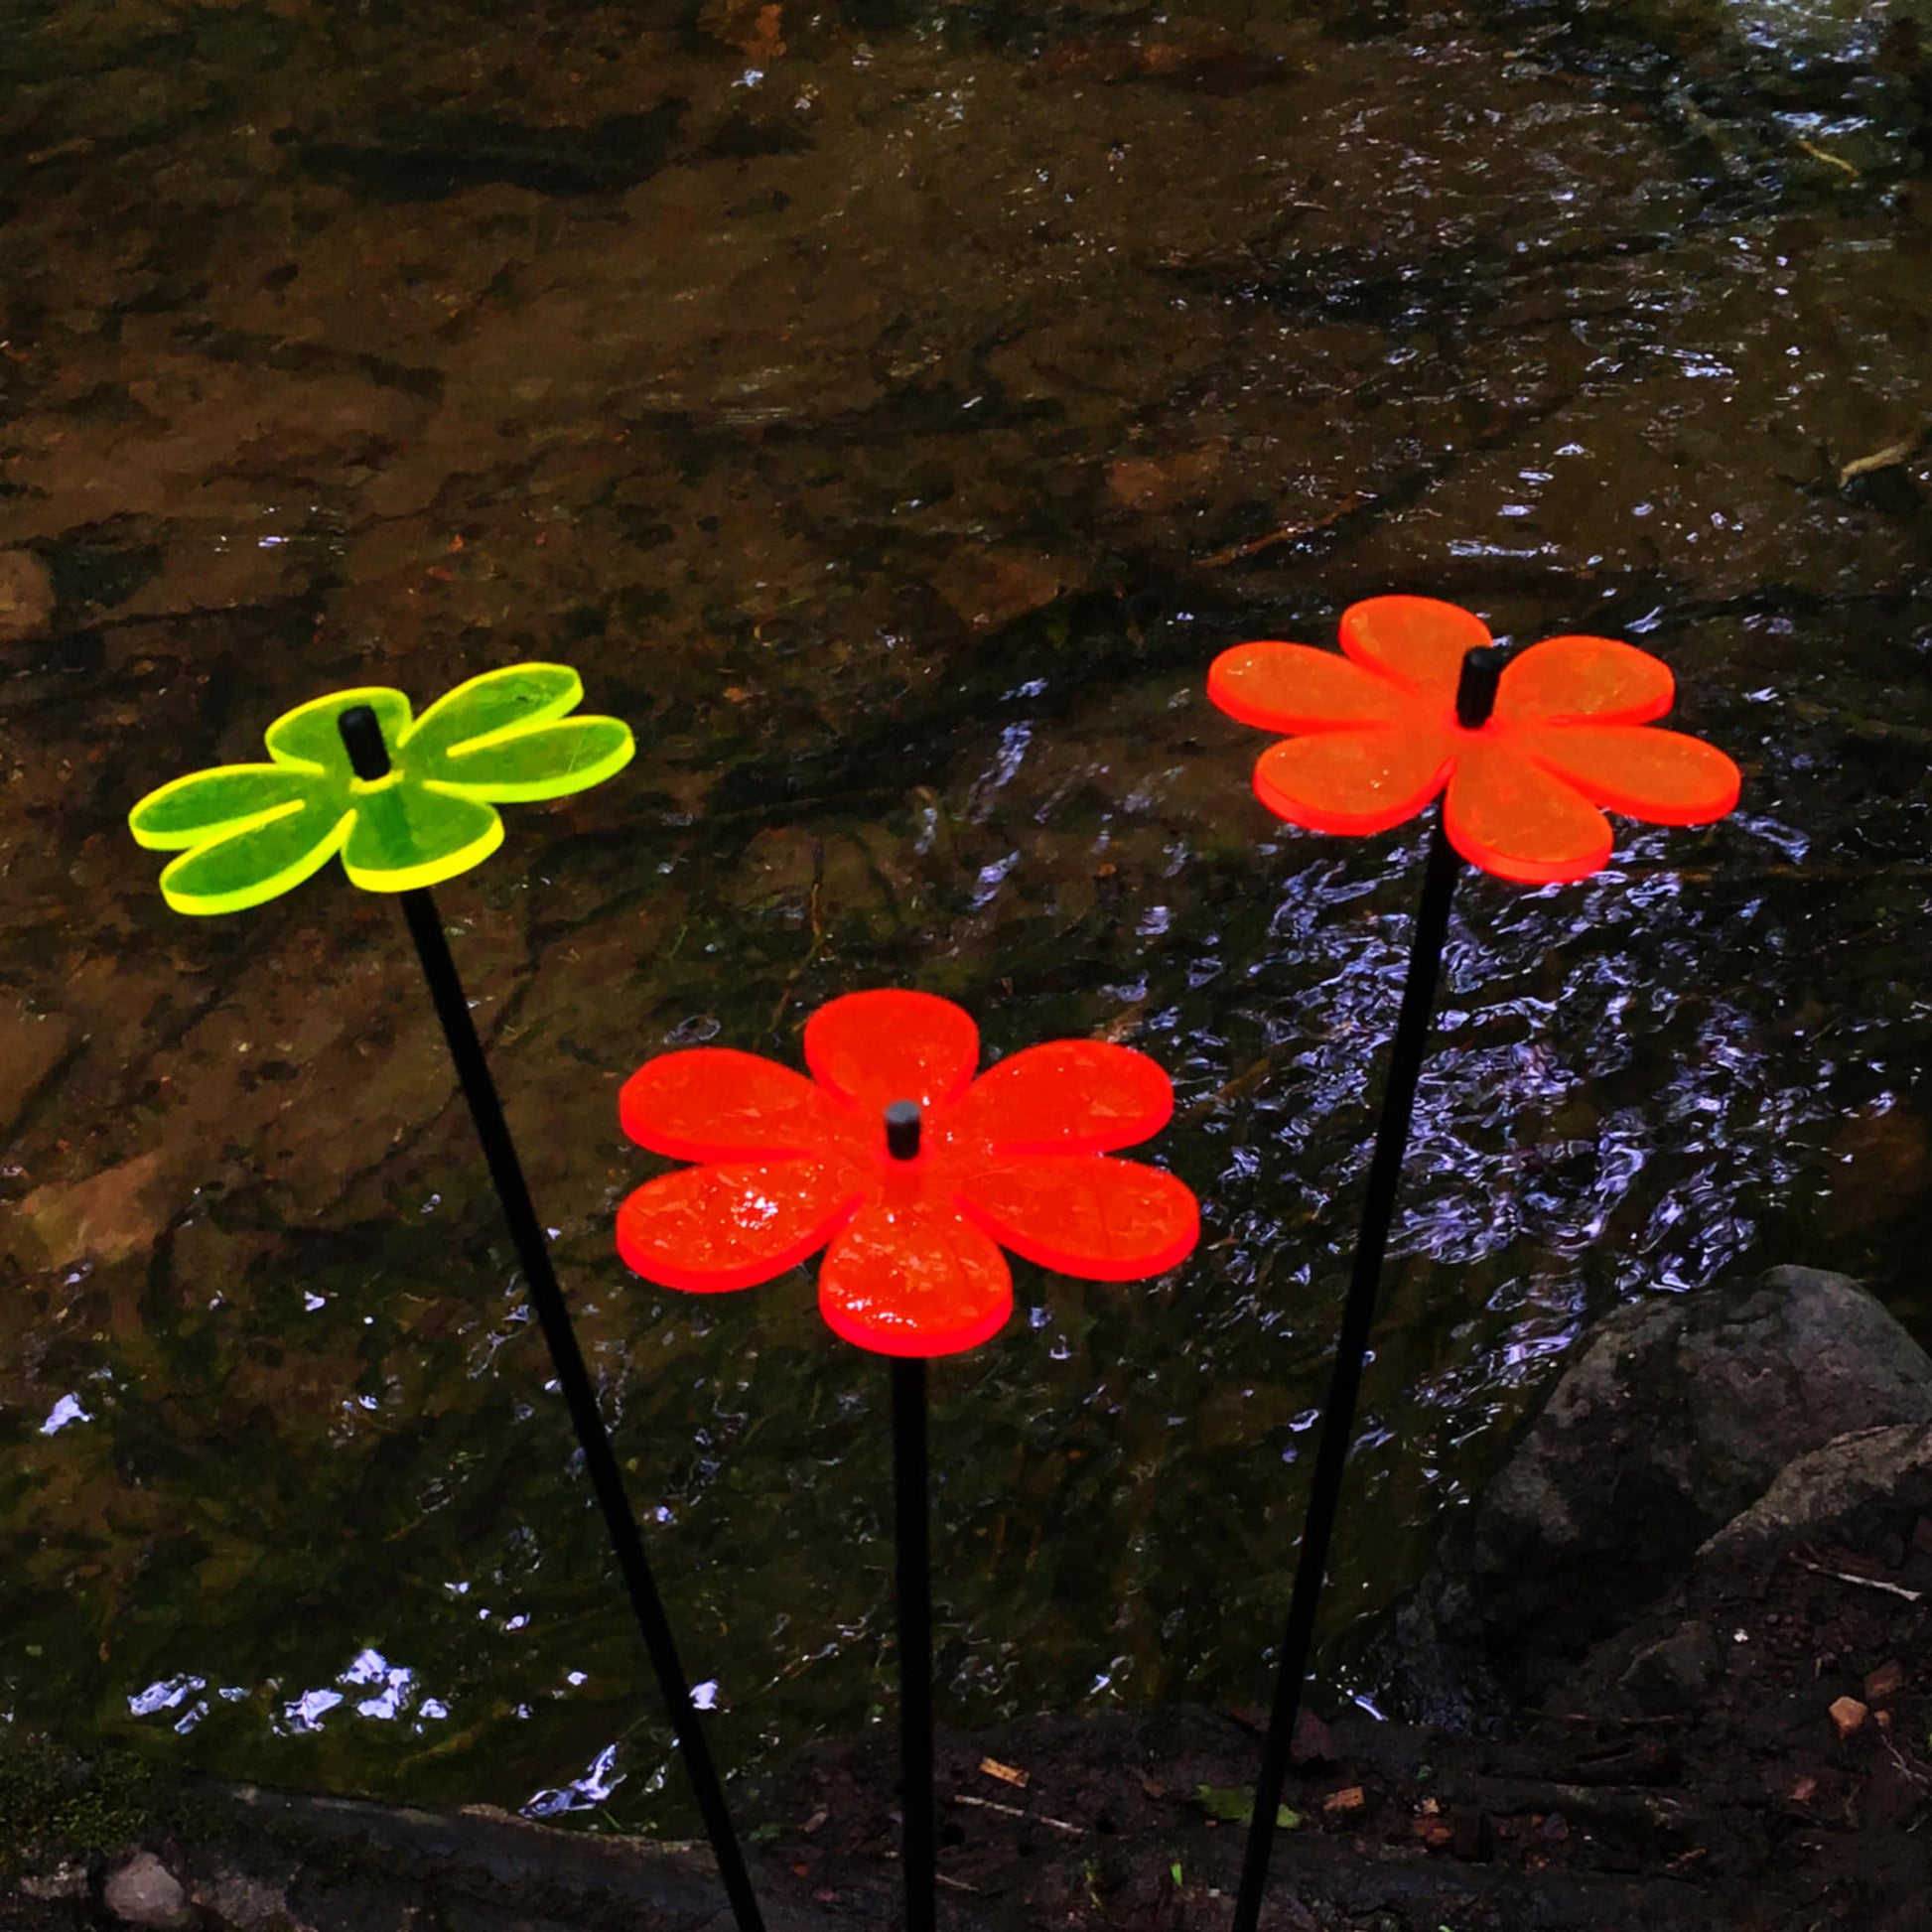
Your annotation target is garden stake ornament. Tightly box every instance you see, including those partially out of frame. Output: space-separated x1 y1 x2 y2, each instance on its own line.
1206 596 1741 1932
128 667 767 1932
616 988 1201 1932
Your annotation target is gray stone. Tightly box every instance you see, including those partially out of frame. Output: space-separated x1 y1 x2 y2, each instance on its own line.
193 1865 301 1931
1370 1267 1932 1722
1471 1268 1932 1650
1701 1420 1932 1566
103 1852 193 1929
1617 1618 1727 1715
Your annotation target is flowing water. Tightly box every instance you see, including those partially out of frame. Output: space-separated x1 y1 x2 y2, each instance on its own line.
1 0 1929 1837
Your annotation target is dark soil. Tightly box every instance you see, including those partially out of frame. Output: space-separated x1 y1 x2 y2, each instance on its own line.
746 1509 1932 1930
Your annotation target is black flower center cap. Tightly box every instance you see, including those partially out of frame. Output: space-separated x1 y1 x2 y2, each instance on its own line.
884 1100 921 1161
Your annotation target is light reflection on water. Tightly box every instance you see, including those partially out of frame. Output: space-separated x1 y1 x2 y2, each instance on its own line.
526 1742 625 1819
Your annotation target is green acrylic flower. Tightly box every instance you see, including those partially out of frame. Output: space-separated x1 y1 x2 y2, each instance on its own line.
128 664 634 915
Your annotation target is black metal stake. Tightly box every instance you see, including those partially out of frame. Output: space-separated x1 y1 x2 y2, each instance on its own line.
1230 645 1503 1932
338 706 763 1932
885 1099 937 1932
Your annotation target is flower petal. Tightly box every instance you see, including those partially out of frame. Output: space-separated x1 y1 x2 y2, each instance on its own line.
1443 739 1610 884
621 1049 837 1162
1338 596 1490 700
818 1199 1011 1356
1514 724 1741 825
341 784 503 893
265 687 413 771
1252 727 1452 835
1494 635 1674 727
403 664 583 766
616 1159 861 1292
129 763 321 849
154 794 352 914
432 717 634 802
956 1156 1199 1281
1207 642 1407 734
946 1041 1173 1155
803 989 980 1118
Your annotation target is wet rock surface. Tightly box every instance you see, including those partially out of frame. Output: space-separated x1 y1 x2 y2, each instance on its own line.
0 552 57 649
1368 1266 1932 1722
1701 1417 1932 1561
100 1851 192 1929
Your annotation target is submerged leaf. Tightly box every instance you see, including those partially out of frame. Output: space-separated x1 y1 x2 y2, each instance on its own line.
1195 1783 1300 1829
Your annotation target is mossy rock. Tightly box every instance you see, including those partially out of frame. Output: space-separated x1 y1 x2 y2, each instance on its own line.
0 1729 159 1872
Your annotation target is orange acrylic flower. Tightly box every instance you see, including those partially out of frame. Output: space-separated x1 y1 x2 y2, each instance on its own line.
616 989 1199 1358
1207 595 1741 885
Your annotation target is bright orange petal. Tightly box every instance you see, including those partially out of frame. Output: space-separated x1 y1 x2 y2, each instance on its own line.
616 1160 862 1292
620 1048 832 1162
1513 724 1741 825
1207 642 1407 734
1338 596 1490 701
1443 739 1611 884
957 1157 1199 1281
1495 635 1674 727
1252 727 1452 835
946 1040 1173 1156
803 989 980 1118
818 1200 1011 1357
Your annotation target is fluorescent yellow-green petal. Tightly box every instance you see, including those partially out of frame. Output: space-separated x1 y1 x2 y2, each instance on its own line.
342 783 503 892
433 716 635 801
129 763 321 850
157 797 352 915
265 687 413 771
403 664 582 768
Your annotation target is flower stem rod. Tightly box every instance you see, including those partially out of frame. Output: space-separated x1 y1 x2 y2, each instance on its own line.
1231 809 1465 1932
885 1099 922 1161
1454 642 1506 728
892 1355 937 1932
338 702 392 780
382 882 764 1932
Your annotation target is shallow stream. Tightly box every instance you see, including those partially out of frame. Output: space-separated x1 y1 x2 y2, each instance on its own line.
1 0 1929 1835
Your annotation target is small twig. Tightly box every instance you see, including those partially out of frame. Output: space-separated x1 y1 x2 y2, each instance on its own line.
935 1872 981 1893
1838 423 1931 484
1176 1047 1291 1126
1792 1556 1924 1602
1196 492 1373 567
1880 1733 1932 1791
1665 90 1750 179
951 1792 1084 1835
765 844 829 1034
1797 138 1862 179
